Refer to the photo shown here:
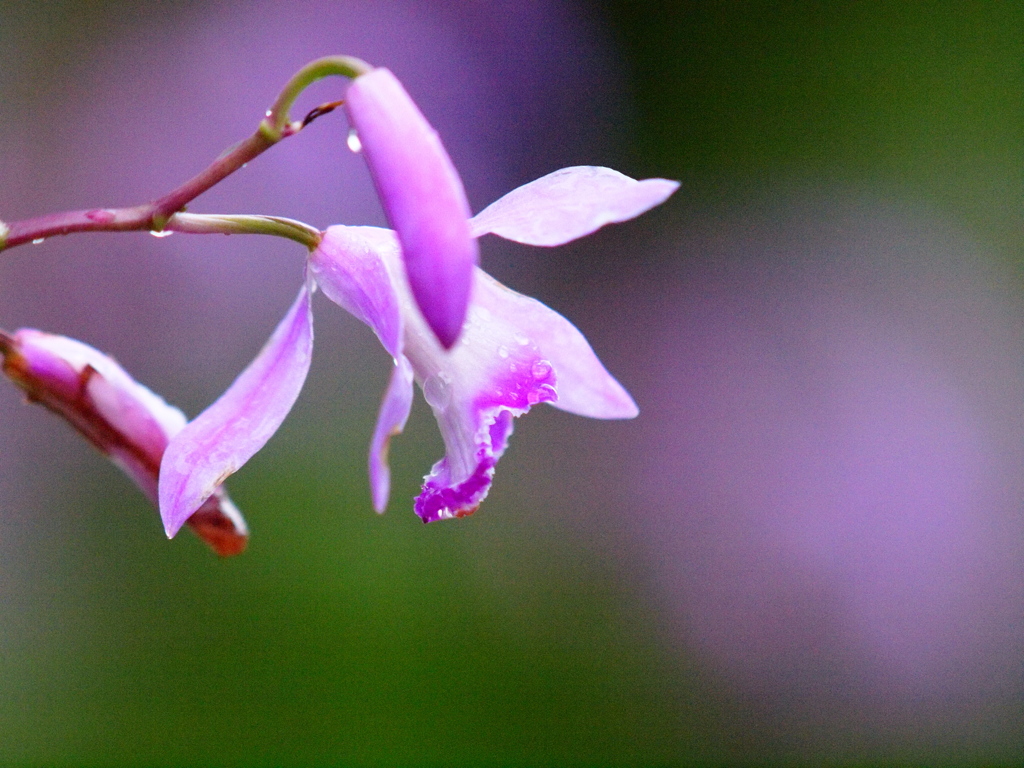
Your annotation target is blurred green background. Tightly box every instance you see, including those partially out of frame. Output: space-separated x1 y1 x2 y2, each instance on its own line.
1 2 1023 765
605 1 1024 260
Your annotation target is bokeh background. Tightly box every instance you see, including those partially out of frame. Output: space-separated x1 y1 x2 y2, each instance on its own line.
1 2 1023 765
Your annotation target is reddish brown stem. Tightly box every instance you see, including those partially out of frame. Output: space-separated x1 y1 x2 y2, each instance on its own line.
2 130 275 250
0 55 372 252
0 84 356 252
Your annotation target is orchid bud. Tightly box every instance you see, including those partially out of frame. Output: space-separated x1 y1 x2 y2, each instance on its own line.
0 329 248 556
344 67 477 349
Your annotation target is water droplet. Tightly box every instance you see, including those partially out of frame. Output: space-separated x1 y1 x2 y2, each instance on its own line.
497 345 509 358
31 238 44 245
475 306 493 322
241 163 247 169
347 129 363 153
509 363 517 373
85 209 115 223
265 109 273 117
514 332 530 346
149 230 173 238
422 373 451 410
531 360 552 380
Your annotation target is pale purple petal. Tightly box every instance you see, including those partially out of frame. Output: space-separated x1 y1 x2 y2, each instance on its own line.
308 226 403 359
470 166 678 246
85 370 186 472
368 354 414 513
399 273 561 522
472 271 638 419
345 68 477 349
159 280 314 538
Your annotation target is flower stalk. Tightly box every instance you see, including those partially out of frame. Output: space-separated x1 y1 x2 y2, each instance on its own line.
0 56 371 252
167 213 323 250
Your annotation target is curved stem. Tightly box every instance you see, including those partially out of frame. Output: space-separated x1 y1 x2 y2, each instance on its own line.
262 55 372 139
0 54 373 253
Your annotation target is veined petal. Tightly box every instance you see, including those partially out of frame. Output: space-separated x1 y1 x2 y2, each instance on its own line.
0 329 248 555
470 166 678 246
473 272 638 419
368 354 414 513
345 68 477 349
159 279 314 538
399 288 549 520
309 226 403 359
399 268 637 522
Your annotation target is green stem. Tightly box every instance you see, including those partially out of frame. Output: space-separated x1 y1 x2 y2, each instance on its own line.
167 213 322 250
261 55 372 141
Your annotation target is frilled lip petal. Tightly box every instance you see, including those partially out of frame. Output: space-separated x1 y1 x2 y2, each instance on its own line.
409 270 636 523
369 354 414 513
159 279 314 538
469 166 679 247
415 407 520 524
345 67 477 349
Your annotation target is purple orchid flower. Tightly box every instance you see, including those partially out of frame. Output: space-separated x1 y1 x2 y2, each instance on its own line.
159 166 677 535
0 329 249 556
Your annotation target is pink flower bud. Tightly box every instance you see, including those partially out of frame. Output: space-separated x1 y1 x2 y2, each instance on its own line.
0 329 248 556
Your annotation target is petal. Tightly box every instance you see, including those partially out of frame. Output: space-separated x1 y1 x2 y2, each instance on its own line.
396 274 561 522
309 225 403 359
0 329 249 555
159 279 314 538
471 271 638 419
345 68 477 349
368 354 414 513
470 166 679 246
85 368 187 472
401 269 637 522
415 407 515 523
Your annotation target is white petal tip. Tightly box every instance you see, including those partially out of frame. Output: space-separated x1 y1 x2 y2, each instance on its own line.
371 483 389 514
